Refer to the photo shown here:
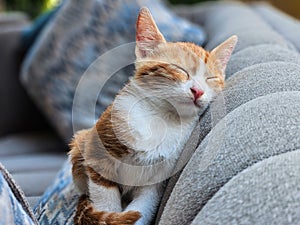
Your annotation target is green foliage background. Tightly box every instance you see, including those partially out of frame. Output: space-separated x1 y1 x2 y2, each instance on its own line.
5 0 48 18
4 0 213 18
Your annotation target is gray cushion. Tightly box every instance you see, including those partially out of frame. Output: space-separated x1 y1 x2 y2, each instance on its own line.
223 62 300 110
170 61 300 185
156 2 300 223
200 2 296 52
206 23 295 53
12 171 60 197
174 1 300 54
159 92 300 225
226 44 300 77
252 2 300 53
0 22 49 136
192 149 300 225
203 3 270 36
191 61 300 151
1 155 66 173
0 131 67 207
0 131 66 156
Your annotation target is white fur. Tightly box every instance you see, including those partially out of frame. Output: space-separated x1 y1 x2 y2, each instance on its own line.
125 185 163 225
194 60 217 109
88 180 122 212
112 85 198 164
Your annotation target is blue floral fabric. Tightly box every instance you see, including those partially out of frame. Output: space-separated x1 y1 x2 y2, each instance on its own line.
34 161 78 225
0 164 37 225
21 0 206 142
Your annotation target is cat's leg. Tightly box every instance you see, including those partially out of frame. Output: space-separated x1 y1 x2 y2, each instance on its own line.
125 184 163 225
74 166 141 225
75 194 141 225
88 179 121 212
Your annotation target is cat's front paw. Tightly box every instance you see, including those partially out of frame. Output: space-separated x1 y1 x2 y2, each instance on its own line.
107 211 142 225
74 194 141 225
75 209 141 225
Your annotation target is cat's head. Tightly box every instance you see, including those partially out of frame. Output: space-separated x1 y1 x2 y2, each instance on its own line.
132 7 237 119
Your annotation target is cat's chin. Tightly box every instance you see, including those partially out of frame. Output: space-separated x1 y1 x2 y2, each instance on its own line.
195 98 210 110
178 99 208 111
174 104 204 120
175 100 209 120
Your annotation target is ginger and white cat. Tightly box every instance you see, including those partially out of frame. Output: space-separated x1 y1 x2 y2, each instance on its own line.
69 7 237 225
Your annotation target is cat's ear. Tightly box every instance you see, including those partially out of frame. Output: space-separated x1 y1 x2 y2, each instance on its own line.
210 35 238 75
135 7 166 58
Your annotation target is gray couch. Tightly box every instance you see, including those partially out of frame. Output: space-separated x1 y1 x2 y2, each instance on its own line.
1 1 300 224
0 13 68 207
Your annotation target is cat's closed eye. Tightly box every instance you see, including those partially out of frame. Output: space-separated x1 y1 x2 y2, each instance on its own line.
170 64 190 79
206 76 223 87
206 76 220 81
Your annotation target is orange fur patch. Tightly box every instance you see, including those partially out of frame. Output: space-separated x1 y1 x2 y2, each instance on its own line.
87 166 118 188
177 42 207 59
69 131 90 193
95 105 130 159
135 62 188 82
204 51 210 64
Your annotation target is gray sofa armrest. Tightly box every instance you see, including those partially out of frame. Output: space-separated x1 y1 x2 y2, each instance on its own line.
0 14 50 136
252 2 300 53
157 2 300 225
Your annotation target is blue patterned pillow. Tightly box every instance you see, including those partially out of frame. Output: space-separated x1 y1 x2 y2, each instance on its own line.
21 0 206 142
34 161 78 224
0 163 37 225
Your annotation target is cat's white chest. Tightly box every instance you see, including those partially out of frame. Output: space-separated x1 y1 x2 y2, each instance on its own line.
112 93 197 185
116 113 195 186
134 120 192 162
121 96 195 163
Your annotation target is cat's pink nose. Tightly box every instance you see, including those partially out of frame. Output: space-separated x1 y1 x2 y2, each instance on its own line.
190 87 204 101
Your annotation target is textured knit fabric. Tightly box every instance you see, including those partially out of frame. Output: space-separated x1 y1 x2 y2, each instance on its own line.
200 2 295 52
20 0 206 142
192 149 300 225
158 92 300 225
252 2 300 53
225 44 300 77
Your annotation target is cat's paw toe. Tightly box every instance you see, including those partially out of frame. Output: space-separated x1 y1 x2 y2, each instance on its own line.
109 211 141 225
